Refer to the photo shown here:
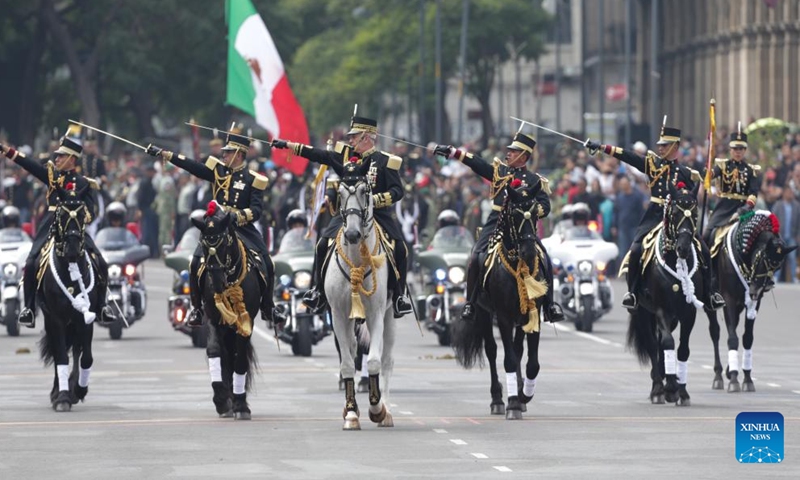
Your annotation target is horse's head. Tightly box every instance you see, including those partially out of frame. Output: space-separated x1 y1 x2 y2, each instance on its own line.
54 183 91 261
338 159 372 245
504 181 541 263
749 229 797 300
665 181 699 259
191 201 236 295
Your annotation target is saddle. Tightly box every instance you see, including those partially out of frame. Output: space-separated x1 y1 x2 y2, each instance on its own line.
36 237 103 288
618 223 703 277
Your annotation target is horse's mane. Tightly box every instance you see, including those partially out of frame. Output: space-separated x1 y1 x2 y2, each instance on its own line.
735 210 780 257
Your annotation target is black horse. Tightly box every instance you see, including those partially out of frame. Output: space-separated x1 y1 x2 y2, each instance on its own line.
706 210 794 392
627 182 703 406
38 185 102 411
191 202 262 420
452 184 548 420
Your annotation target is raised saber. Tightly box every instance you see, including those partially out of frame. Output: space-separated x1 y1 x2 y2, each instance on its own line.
375 133 428 150
68 120 148 151
510 116 589 146
185 121 272 145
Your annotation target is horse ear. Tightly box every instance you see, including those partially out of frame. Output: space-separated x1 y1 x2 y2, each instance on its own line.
784 245 798 256
191 216 205 232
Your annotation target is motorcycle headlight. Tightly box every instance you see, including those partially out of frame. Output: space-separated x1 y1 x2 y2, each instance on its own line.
124 264 136 277
596 261 607 272
293 271 312 290
3 263 17 278
448 266 466 285
434 269 447 282
108 265 122 279
578 260 593 275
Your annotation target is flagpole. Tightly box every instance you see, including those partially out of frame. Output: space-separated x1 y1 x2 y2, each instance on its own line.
699 97 716 237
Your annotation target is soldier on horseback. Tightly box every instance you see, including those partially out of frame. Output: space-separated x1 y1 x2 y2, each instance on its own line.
146 132 284 327
434 132 564 323
585 124 726 312
703 126 760 246
0 136 117 328
272 114 414 318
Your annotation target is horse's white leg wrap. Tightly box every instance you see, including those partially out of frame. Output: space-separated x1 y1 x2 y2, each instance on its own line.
57 365 69 392
728 350 739 372
743 349 753 371
78 367 91 388
361 357 370 378
676 361 688 385
523 377 537 397
506 372 517 397
664 350 677 375
208 357 222 383
233 372 246 395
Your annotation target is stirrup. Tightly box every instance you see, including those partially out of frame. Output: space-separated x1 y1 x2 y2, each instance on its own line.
622 292 637 310
18 308 35 328
546 303 565 322
302 289 327 314
186 307 203 327
461 303 476 321
99 306 118 326
709 292 726 310
393 294 413 318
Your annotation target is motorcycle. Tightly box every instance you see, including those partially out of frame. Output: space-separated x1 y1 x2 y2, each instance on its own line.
545 224 618 333
272 228 330 356
95 227 150 339
414 226 474 346
163 227 207 348
0 228 31 336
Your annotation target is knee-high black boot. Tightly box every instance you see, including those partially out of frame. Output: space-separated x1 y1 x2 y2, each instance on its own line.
623 242 643 309
542 251 564 322
460 251 481 321
302 239 329 313
700 242 725 311
186 255 204 326
18 255 38 327
392 242 412 318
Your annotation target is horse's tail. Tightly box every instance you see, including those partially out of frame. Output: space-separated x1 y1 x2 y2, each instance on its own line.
451 314 487 369
626 310 656 366
38 317 75 366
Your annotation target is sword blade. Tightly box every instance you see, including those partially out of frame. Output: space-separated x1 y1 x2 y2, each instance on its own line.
68 120 148 151
375 133 428 150
185 122 271 145
509 116 586 145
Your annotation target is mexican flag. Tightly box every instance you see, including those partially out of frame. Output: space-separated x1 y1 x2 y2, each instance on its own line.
226 0 309 175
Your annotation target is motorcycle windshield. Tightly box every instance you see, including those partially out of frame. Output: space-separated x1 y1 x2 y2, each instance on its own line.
563 226 600 241
96 228 141 251
0 228 31 244
278 229 316 254
430 226 474 249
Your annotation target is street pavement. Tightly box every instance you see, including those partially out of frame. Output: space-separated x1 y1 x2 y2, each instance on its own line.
1 260 798 479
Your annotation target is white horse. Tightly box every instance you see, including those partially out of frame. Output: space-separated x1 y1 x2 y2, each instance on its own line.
325 172 395 430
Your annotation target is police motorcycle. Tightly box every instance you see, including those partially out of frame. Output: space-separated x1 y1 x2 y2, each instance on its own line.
542 203 617 332
414 210 473 346
95 202 150 339
163 209 206 348
273 210 330 357
0 206 31 336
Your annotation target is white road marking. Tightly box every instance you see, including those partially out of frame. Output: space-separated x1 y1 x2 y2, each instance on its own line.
433 429 447 433
390 403 398 408
450 439 467 445
702 365 712 369
766 382 781 388
494 466 512 472
553 323 613 345
471 453 488 459
792 390 800 395
399 410 414 415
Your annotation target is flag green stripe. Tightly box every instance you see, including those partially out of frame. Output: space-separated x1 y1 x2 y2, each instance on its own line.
226 0 257 115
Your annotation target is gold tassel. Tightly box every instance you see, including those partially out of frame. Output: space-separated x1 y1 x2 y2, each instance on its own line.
214 285 252 337
523 274 548 300
350 290 366 321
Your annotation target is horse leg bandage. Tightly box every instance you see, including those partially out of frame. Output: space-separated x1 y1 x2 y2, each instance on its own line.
523 377 537 397
676 361 688 385
743 349 753 371
233 372 247 395
208 357 222 383
664 350 677 375
506 373 518 398
728 350 739 372
57 365 69 392
78 367 91 388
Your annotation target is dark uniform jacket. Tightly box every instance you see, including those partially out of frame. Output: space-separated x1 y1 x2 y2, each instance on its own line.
706 158 760 232
167 153 270 258
609 147 698 241
11 153 98 253
457 153 551 252
292 143 405 240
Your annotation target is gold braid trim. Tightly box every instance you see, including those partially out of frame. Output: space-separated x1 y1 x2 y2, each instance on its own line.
646 152 671 188
212 239 252 337
212 169 232 203
490 159 513 199
496 246 548 333
334 227 386 321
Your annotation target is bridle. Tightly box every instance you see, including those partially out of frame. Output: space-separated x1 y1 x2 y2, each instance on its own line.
54 201 88 257
339 178 374 242
200 218 243 289
662 193 697 252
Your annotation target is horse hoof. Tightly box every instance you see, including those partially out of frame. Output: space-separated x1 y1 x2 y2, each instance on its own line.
664 391 679 403
378 412 394 428
651 394 665 404
357 378 369 394
368 404 387 424
676 397 691 407
343 411 361 430
72 385 88 404
490 403 505 415
505 408 523 420
520 403 527 413
53 401 72 412
728 381 741 393
711 378 724 390
234 411 251 421
742 381 755 393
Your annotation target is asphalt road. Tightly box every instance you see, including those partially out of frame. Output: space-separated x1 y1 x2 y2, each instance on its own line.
0 260 798 479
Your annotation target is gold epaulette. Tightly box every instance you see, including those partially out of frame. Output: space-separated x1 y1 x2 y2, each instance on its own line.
250 171 269 190
751 164 761 175
490 158 513 199
205 156 222 169
690 169 701 182
383 152 402 171
334 141 350 156
86 178 100 190
714 158 728 164
537 174 551 195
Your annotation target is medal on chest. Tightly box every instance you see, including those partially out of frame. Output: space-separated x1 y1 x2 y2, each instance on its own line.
233 180 246 190
367 162 378 188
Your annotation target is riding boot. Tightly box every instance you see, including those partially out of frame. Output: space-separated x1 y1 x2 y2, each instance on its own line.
542 250 564 322
700 243 725 311
392 241 413 318
461 251 481 322
302 239 329 314
93 252 118 326
260 257 286 325
623 242 642 310
186 255 204 327
18 255 38 328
